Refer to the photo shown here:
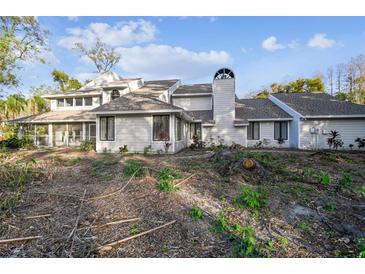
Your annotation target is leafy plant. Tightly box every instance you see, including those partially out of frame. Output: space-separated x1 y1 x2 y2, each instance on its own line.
214 211 229 232
189 134 206 149
0 136 34 149
298 221 310 233
123 160 143 177
359 185 365 197
323 203 336 212
303 167 315 178
158 180 175 192
355 137 365 149
338 172 353 188
277 236 288 252
156 167 181 192
357 238 365 258
80 140 94 152
129 225 140 235
119 145 128 155
319 171 331 185
189 205 203 221
230 225 261 258
143 145 152 155
235 187 266 210
327 130 344 149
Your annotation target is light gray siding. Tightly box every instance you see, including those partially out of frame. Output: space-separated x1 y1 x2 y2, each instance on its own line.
300 118 365 150
246 121 290 148
172 96 212 111
95 113 188 153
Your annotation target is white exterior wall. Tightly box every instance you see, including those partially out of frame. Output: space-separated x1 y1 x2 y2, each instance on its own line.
246 121 290 148
96 113 188 153
172 96 212 111
300 118 365 150
268 95 301 148
209 78 245 145
202 126 246 146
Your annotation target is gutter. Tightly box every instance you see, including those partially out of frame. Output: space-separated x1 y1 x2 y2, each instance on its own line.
92 109 183 115
171 93 212 97
302 115 365 119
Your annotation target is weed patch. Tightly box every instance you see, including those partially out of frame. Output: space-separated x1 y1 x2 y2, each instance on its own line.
189 205 203 221
156 167 181 192
123 160 144 177
235 186 267 211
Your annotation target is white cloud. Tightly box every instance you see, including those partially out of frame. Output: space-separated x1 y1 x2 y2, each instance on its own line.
75 72 99 83
308 33 336 49
115 44 231 80
262 36 285 52
67 16 79 22
58 19 157 49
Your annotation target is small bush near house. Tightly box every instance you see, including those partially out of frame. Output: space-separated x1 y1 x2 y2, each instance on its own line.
143 145 152 155
80 140 94 152
119 145 128 155
355 137 365 149
0 136 34 149
235 187 266 211
189 205 203 221
327 130 344 149
123 160 144 177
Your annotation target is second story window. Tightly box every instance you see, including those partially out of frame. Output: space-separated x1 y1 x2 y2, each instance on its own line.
84 97 92 106
75 98 83 106
111 89 120 100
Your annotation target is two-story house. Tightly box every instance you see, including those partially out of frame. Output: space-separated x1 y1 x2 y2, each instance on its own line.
13 68 365 152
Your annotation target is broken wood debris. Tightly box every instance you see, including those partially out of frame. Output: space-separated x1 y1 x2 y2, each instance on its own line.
174 173 196 187
78 217 141 230
0 236 42 245
96 220 176 254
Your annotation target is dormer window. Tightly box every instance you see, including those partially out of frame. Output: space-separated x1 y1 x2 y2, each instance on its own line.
111 89 120 100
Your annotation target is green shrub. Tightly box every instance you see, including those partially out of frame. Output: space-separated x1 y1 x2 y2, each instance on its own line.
357 238 365 258
158 180 175 192
323 203 336 212
215 211 229 232
298 221 310 233
143 145 152 155
319 171 331 185
0 136 33 149
338 172 353 188
359 185 365 197
303 167 315 178
190 205 203 221
235 187 266 210
156 167 181 192
80 140 94 151
123 160 144 177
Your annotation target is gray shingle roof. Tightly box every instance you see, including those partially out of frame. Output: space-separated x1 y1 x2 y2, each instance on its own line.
185 110 214 123
272 93 365 116
11 110 95 123
173 84 212 95
91 93 182 113
134 80 179 96
235 99 292 123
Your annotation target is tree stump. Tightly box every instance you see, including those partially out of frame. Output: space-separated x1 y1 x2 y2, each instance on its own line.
242 159 256 170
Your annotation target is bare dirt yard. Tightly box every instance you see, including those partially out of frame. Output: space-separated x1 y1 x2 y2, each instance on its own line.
0 147 364 258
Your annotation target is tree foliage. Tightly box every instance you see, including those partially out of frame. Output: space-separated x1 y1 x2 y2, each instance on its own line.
74 39 121 73
0 16 49 90
51 69 82 92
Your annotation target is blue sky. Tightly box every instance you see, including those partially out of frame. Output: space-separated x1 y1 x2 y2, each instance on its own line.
16 16 365 98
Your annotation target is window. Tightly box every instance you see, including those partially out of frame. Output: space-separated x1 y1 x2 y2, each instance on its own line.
100 116 115 141
57 99 64 107
84 97 92 106
247 122 260 140
176 117 182 141
66 98 73 107
75 98 83 106
190 123 202 140
274 121 288 140
153 115 170 141
111 89 120 100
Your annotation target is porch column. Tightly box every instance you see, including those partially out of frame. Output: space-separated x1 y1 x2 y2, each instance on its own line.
65 124 69 147
82 122 86 141
34 124 37 146
48 124 53 147
170 113 175 153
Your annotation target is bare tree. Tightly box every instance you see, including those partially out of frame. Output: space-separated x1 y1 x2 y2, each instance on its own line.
74 39 121 73
335 63 345 93
326 66 334 96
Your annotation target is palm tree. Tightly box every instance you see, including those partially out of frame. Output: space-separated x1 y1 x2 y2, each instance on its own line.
28 95 48 115
5 94 27 120
0 99 6 122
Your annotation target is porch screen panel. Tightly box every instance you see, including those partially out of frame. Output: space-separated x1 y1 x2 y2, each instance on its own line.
68 123 82 146
153 115 170 141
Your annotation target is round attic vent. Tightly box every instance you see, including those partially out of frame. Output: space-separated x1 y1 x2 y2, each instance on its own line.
214 68 235 80
111 89 120 100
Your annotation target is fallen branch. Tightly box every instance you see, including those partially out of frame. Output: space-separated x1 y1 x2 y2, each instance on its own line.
96 220 176 253
174 173 196 187
88 168 140 201
79 217 141 230
68 189 87 240
24 214 51 220
0 236 42 245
